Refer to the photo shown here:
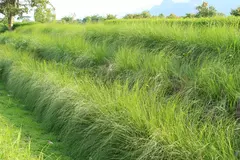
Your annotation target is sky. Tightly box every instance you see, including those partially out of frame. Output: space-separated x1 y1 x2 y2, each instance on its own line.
0 0 199 20
50 0 192 19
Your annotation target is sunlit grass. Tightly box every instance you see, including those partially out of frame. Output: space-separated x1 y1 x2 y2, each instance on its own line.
0 21 240 159
104 17 240 27
0 79 71 160
0 116 38 160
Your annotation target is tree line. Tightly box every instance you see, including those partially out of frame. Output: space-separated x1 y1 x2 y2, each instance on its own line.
60 2 240 23
1 0 240 29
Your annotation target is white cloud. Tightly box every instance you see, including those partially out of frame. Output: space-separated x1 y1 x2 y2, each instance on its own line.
172 0 190 2
50 0 163 19
173 0 203 5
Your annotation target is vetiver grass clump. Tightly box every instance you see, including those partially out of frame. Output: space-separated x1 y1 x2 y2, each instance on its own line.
1 24 240 111
0 37 240 160
2 23 240 66
0 21 240 159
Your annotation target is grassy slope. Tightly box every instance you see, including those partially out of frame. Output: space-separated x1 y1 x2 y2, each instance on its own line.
2 23 240 66
1 24 239 111
0 82 70 160
0 20 239 160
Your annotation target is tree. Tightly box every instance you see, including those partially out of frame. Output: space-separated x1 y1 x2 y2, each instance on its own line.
106 14 116 20
82 16 91 23
141 11 151 18
91 15 105 23
61 13 77 23
0 15 7 23
123 14 134 19
158 13 165 18
167 13 178 19
34 4 55 23
216 12 225 17
230 7 240 16
123 11 151 19
132 14 142 19
76 18 82 23
184 13 195 18
195 1 217 17
0 0 52 30
61 16 74 23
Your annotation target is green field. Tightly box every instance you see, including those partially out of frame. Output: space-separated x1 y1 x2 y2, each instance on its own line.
0 20 240 159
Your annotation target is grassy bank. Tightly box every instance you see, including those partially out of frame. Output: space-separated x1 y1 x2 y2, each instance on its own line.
2 23 240 62
0 24 239 160
0 24 239 109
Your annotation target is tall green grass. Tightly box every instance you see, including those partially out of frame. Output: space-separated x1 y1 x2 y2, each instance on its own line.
2 23 240 61
1 21 240 159
0 24 240 108
0 91 47 160
105 17 240 27
0 116 38 160
0 35 240 160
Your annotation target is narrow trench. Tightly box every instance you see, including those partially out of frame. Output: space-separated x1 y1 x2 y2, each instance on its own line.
0 82 71 160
